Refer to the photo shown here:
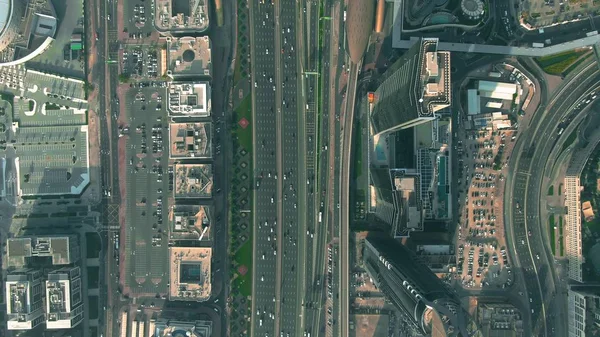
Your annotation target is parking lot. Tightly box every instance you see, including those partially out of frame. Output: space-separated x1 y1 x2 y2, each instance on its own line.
521 0 600 27
455 128 516 289
121 46 160 80
123 0 156 37
123 86 171 296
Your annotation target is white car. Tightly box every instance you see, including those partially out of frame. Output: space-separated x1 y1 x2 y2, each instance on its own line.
266 48 269 54
271 197 274 203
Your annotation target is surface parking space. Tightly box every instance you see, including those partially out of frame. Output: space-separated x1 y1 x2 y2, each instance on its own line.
121 46 159 79
26 71 87 102
124 0 156 36
521 0 599 28
455 128 516 288
124 87 170 295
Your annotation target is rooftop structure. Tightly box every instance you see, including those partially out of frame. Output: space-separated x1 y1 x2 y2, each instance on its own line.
169 205 211 241
461 0 485 20
370 38 450 136
0 0 57 67
476 301 524 337
155 0 209 32
166 36 212 78
477 81 519 101
169 122 212 159
363 235 473 336
564 175 583 282
568 284 600 337
6 235 80 268
46 266 84 329
155 319 213 337
168 247 212 302
370 168 424 238
582 200 595 222
15 124 90 196
173 163 213 198
167 82 211 117
346 0 376 63
5 268 45 330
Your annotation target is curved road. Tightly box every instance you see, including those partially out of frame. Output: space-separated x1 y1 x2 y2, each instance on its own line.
505 60 600 337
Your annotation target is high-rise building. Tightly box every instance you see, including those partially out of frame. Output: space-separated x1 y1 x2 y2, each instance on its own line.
46 266 84 329
370 168 424 238
363 236 473 336
5 268 45 330
370 38 451 136
568 284 600 337
6 235 80 268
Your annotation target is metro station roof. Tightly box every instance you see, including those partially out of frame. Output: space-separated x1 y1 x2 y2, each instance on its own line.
0 0 11 36
346 0 375 64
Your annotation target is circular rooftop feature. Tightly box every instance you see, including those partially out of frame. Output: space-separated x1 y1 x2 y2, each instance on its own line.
461 0 484 19
182 49 196 62
0 0 58 66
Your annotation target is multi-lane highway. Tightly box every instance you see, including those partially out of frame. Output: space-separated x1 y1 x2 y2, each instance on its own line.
250 0 280 335
506 60 600 337
250 0 310 336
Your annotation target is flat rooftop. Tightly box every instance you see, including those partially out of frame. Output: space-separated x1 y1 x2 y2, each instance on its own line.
155 0 210 32
169 122 212 159
169 205 211 241
168 247 211 302
167 82 211 117
15 124 90 196
6 235 79 268
167 36 212 77
174 163 212 198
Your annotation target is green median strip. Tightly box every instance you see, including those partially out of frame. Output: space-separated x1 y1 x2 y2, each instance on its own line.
549 215 556 255
559 216 564 257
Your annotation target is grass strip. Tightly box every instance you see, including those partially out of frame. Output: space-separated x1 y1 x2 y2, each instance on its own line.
549 215 556 255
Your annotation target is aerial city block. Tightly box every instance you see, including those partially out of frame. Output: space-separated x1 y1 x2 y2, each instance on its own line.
1 0 600 336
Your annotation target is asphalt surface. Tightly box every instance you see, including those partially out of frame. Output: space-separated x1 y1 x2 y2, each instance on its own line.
92 0 123 335
505 60 600 337
250 0 315 335
249 1 284 336
206 0 237 332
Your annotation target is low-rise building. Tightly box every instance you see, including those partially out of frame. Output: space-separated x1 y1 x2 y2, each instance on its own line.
168 247 212 302
6 235 80 268
166 36 212 78
167 82 211 117
169 122 212 159
173 164 213 199
155 318 213 337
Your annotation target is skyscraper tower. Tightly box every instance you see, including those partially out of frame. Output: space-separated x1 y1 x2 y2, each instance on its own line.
363 235 474 336
370 38 451 136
